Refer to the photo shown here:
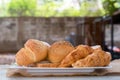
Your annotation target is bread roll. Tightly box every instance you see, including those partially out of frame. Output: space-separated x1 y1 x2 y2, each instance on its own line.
16 39 50 66
24 39 50 62
48 41 74 63
15 48 34 66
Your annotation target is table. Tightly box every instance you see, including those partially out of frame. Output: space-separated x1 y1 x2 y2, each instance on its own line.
1 69 120 80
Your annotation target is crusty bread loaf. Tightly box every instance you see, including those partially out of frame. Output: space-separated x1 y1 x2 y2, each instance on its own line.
15 39 50 66
15 48 34 66
59 45 93 67
48 41 74 63
24 39 50 62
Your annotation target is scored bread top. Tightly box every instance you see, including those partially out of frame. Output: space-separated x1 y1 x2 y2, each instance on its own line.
16 39 50 66
15 48 34 66
48 41 75 63
24 39 49 62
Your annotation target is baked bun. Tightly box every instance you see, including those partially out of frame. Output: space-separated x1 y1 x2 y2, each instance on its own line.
15 48 34 66
48 41 74 63
15 39 50 66
24 39 50 62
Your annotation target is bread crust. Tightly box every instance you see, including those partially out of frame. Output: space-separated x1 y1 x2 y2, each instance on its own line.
24 39 49 62
72 50 111 67
16 39 50 66
48 41 74 63
36 63 60 68
15 48 34 66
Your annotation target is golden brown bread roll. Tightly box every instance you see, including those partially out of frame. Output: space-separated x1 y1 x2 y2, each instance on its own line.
59 45 93 67
15 39 50 66
48 41 74 63
15 48 34 66
24 39 50 62
72 50 111 67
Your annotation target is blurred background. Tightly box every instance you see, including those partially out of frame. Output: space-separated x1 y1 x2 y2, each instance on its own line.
0 0 120 64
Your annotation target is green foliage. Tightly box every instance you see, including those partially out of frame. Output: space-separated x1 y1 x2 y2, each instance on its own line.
78 1 105 17
36 0 104 17
102 0 120 15
57 8 81 17
7 0 37 16
36 1 61 17
6 0 105 17
5 0 119 17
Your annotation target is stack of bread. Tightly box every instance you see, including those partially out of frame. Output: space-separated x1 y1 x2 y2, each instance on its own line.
15 39 111 68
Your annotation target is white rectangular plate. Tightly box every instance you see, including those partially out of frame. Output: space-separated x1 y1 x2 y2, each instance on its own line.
0 65 111 76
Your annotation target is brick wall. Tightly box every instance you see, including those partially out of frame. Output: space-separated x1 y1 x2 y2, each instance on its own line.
0 17 83 52
0 17 119 52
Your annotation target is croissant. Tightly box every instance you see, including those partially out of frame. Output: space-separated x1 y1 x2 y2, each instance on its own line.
59 45 93 67
15 39 50 66
72 50 111 67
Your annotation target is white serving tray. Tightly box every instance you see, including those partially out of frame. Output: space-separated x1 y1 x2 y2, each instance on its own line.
0 65 111 76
